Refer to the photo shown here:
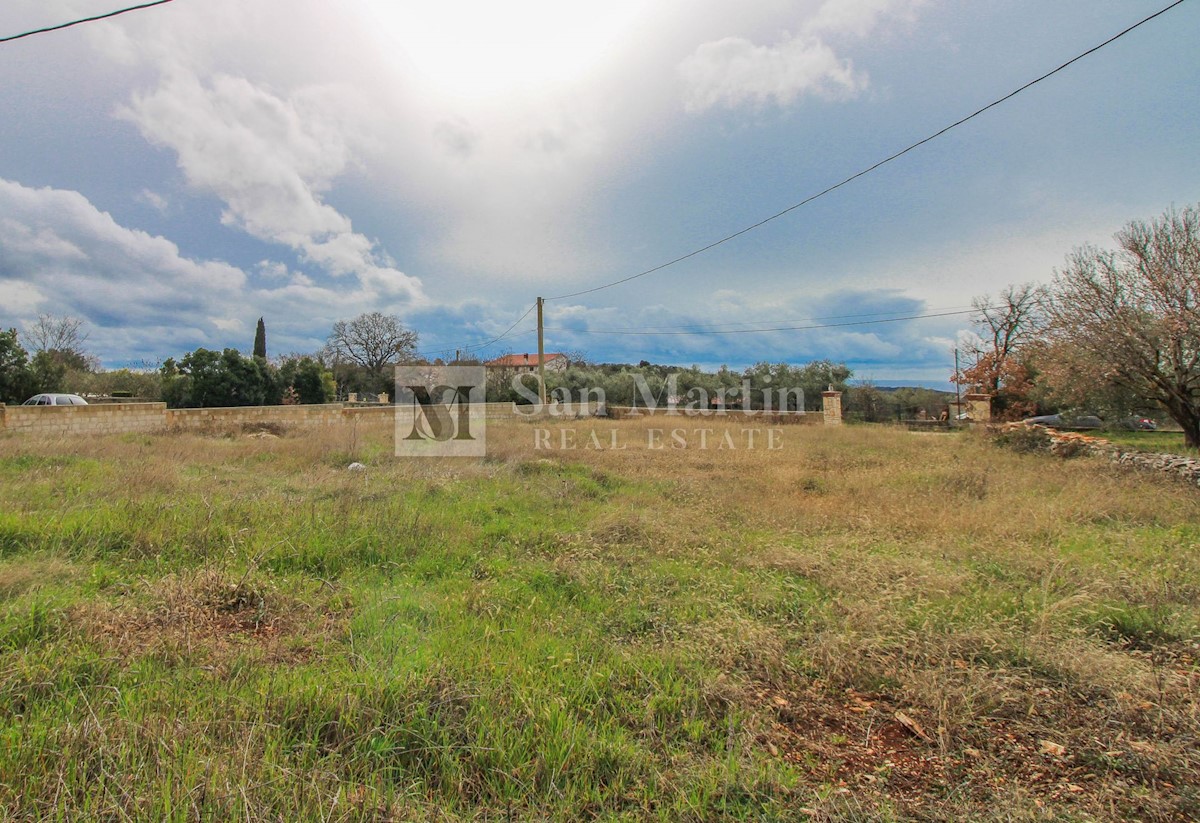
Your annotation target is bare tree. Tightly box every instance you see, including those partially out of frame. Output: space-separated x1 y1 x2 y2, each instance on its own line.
959 284 1044 392
325 312 419 390
1045 204 1200 446
560 349 590 367
956 284 1044 419
23 314 89 356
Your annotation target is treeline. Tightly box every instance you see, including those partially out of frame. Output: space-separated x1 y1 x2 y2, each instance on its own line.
0 328 340 409
491 360 854 410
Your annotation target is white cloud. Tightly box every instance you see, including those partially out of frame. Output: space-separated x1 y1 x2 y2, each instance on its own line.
136 188 169 213
0 178 430 361
119 69 425 304
63 0 669 282
680 34 866 112
679 0 928 112
0 281 45 316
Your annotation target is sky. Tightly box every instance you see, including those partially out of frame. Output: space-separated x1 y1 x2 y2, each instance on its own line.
0 0 1197 386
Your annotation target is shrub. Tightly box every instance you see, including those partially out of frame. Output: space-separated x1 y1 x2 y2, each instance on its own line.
991 424 1051 454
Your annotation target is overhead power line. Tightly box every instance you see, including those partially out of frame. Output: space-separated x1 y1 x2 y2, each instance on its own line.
544 0 1188 302
0 0 178 44
415 302 538 360
544 308 973 336
458 302 537 352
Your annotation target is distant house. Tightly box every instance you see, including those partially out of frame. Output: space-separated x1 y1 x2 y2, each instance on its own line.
486 353 569 375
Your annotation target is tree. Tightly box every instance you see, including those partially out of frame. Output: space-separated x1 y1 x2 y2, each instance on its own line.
1044 204 1200 446
279 356 336 404
22 314 90 357
21 314 98 390
740 360 850 411
560 349 590 367
0 329 36 404
325 312 418 393
958 284 1044 420
253 318 267 359
845 381 890 422
160 348 281 408
30 350 69 394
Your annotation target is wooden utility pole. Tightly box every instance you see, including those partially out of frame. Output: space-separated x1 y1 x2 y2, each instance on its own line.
536 297 546 407
954 348 961 418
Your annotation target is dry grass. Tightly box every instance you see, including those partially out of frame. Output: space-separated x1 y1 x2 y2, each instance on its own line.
1 416 1197 820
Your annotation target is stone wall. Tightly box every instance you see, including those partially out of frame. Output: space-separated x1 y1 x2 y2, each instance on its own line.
1036 427 1200 488
0 402 167 437
165 403 348 432
0 400 600 438
607 407 824 424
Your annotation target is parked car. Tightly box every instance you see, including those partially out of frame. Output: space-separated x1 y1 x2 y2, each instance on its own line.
22 393 88 406
1023 413 1103 430
1117 416 1158 431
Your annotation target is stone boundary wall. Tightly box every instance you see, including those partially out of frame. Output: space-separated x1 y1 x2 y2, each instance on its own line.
164 403 348 432
1000 424 1200 489
607 407 824 425
0 400 602 438
0 402 167 437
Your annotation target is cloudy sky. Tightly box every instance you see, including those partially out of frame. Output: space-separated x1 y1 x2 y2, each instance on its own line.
1 0 1196 385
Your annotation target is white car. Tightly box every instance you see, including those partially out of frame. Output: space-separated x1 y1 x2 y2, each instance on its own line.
22 393 88 406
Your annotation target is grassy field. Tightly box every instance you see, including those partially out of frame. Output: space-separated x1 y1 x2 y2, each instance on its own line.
1 417 1198 821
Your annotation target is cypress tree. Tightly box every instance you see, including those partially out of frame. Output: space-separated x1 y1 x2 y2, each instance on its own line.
253 317 267 359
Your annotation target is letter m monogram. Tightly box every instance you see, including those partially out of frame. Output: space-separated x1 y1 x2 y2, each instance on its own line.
394 366 487 457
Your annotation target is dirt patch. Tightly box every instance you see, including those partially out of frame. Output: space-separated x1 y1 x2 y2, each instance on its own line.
759 686 948 803
756 680 1200 819
72 569 345 665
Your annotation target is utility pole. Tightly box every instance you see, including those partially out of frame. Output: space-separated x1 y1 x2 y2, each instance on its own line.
954 348 961 418
536 297 546 407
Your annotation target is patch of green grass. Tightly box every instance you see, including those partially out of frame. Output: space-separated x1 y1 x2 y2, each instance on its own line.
1102 429 1198 455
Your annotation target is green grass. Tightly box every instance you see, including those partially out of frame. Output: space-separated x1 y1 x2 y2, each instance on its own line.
1101 428 1198 455
0 420 1197 821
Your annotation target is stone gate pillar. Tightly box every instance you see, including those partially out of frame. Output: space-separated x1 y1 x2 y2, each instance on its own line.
822 390 843 426
965 393 993 423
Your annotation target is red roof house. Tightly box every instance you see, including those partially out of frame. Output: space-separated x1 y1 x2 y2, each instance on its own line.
486 353 569 373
